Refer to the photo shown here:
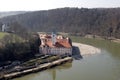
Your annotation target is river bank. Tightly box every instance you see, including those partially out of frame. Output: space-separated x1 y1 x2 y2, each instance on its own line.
0 57 73 80
72 42 101 56
84 34 120 43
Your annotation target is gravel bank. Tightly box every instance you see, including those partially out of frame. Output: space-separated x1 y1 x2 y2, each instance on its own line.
72 42 101 56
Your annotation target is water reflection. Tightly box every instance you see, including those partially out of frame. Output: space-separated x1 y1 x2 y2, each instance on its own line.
72 46 83 60
14 62 72 80
49 63 72 80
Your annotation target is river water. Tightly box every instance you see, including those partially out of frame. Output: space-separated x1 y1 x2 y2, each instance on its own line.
14 37 120 80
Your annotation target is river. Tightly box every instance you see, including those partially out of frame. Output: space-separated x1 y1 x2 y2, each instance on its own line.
14 37 120 80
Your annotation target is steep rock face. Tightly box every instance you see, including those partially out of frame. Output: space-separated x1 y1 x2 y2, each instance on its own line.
0 8 120 38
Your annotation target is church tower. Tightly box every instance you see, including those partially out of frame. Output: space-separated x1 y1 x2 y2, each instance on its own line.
2 24 5 32
52 31 56 45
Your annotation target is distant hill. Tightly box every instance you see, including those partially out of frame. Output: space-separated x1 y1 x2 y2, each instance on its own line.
0 8 120 38
0 11 27 18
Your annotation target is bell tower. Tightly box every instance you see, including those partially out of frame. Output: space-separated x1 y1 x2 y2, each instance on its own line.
2 24 5 32
52 31 56 45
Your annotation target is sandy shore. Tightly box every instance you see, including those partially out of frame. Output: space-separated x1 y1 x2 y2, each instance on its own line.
72 42 101 56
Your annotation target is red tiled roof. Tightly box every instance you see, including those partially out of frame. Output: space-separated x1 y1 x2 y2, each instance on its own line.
46 39 71 48
45 35 51 38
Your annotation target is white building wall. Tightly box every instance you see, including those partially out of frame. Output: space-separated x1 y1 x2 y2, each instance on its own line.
39 47 72 55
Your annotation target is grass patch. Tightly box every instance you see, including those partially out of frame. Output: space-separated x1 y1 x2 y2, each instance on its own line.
0 32 25 43
0 32 9 39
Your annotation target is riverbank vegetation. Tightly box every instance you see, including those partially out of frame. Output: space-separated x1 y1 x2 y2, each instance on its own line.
0 32 8 39
0 22 41 66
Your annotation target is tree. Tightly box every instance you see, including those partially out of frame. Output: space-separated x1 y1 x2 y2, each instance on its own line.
0 22 2 31
29 34 41 54
9 22 30 40
115 24 120 38
108 27 113 37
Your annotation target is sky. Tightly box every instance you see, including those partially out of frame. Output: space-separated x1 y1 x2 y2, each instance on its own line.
0 0 120 12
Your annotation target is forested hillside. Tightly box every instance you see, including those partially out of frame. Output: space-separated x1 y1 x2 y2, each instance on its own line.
0 11 27 18
0 8 120 38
